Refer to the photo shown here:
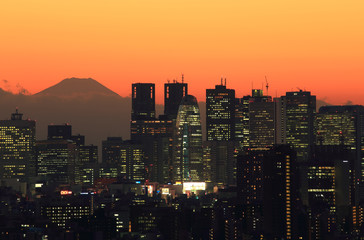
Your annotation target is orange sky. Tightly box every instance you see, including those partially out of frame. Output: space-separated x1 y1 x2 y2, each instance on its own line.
1 0 364 104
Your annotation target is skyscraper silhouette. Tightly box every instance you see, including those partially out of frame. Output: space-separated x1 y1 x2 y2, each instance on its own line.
131 83 155 120
164 80 187 119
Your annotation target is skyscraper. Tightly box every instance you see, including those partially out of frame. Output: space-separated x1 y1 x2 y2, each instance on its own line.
263 145 304 240
281 90 316 162
102 137 145 181
48 124 72 140
173 95 203 182
131 83 155 120
0 110 36 181
204 141 235 185
131 119 173 183
131 82 175 183
36 140 78 184
206 80 235 141
164 79 187 119
316 105 364 207
307 145 354 239
236 149 265 234
248 89 275 148
234 96 250 150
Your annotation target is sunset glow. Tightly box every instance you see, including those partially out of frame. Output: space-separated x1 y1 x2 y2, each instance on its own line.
1 0 364 104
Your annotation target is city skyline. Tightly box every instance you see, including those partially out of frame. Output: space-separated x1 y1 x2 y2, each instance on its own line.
2 1 364 238
1 0 364 105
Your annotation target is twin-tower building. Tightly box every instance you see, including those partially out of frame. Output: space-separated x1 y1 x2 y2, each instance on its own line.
130 80 203 183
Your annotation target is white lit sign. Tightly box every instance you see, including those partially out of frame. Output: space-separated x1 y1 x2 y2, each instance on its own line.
161 188 170 195
183 182 206 193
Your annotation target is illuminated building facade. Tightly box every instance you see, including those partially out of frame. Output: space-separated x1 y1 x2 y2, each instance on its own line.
131 118 173 183
236 149 265 234
206 81 235 141
120 140 145 181
204 141 235 185
263 145 303 240
281 90 316 162
79 145 98 165
102 137 123 166
316 105 364 203
40 197 91 228
98 163 119 179
249 89 275 148
36 140 78 184
131 83 155 120
0 110 36 181
307 146 354 239
164 79 188 119
102 138 145 181
173 95 203 182
202 142 212 182
234 96 250 151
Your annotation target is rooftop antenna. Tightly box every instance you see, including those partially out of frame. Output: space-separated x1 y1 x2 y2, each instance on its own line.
167 79 170 83
224 78 227 86
182 74 184 83
265 76 269 96
221 77 223 85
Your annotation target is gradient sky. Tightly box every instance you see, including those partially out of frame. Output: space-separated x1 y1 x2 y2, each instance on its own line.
1 0 364 104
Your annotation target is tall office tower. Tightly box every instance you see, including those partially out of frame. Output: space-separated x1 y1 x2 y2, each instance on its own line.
316 105 364 221
0 110 36 181
235 96 250 151
274 97 286 144
119 141 145 181
102 137 125 179
102 137 124 165
164 79 188 119
236 149 265 235
48 124 72 140
36 140 78 185
281 90 316 162
204 141 235 185
249 89 275 148
131 83 155 120
307 146 354 239
173 95 203 182
263 145 305 240
131 118 173 183
102 137 145 181
206 79 235 141
78 145 98 164
202 142 212 182
70 134 85 146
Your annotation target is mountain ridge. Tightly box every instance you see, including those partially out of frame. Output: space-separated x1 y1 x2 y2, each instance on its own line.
34 78 121 98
